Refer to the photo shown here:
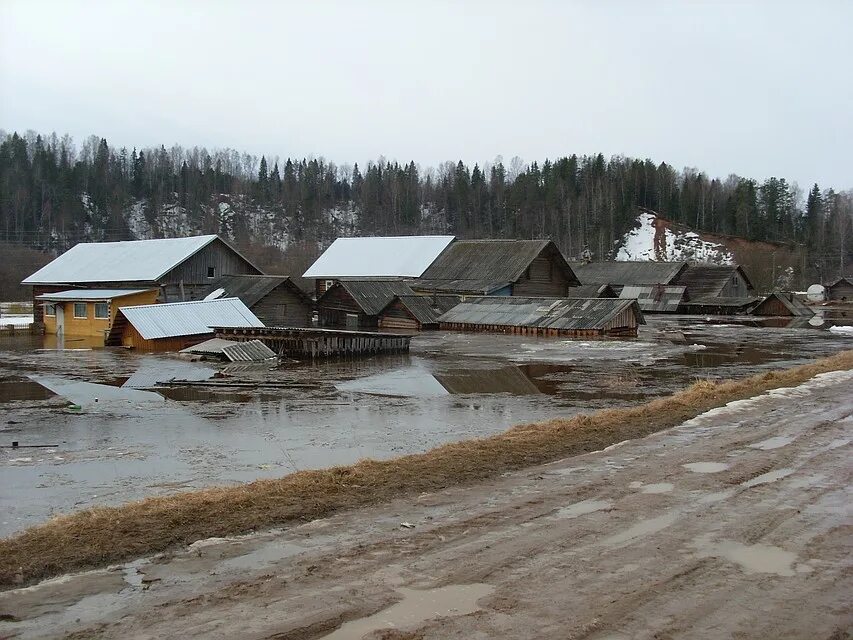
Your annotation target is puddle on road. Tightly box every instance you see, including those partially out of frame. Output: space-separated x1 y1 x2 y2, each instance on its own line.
749 436 795 451
629 481 674 494
693 538 798 576
683 462 730 473
322 583 494 639
741 468 795 488
602 511 679 546
554 499 612 519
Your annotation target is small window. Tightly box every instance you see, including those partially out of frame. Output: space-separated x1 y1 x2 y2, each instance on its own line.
44 303 56 317
325 279 335 290
73 302 87 318
207 267 216 278
94 302 109 319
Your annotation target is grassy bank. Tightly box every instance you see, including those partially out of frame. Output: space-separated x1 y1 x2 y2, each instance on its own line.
2 349 852 588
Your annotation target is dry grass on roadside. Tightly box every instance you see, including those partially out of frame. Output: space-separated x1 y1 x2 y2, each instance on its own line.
2 349 852 588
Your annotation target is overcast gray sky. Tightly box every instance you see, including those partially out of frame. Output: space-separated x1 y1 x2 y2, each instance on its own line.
1 0 851 189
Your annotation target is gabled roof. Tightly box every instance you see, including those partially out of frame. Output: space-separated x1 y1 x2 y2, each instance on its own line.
319 280 418 315
675 264 754 299
752 292 814 317
212 275 311 308
23 235 260 285
620 285 687 312
383 294 462 325
571 261 688 287
35 289 154 301
437 296 645 330
419 239 580 286
407 278 513 295
825 276 853 289
303 236 455 278
116 297 263 340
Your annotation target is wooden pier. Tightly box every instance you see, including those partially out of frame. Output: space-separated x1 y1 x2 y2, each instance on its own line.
212 326 411 359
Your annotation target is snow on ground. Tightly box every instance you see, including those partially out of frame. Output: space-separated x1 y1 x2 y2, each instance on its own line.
615 212 734 264
0 315 33 327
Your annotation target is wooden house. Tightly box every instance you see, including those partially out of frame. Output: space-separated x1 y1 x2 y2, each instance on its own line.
23 235 262 326
570 261 688 294
751 292 814 317
675 264 755 300
411 239 580 297
209 275 312 327
317 280 418 329
105 297 264 352
35 289 158 343
378 294 462 331
438 296 644 337
825 277 853 302
303 235 455 298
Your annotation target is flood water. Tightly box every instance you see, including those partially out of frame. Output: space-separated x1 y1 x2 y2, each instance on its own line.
0 315 850 536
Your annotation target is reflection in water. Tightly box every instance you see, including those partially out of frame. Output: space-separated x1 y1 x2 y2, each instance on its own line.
29 375 165 406
0 379 56 403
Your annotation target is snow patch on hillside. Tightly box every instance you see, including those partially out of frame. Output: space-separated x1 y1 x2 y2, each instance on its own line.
615 212 734 264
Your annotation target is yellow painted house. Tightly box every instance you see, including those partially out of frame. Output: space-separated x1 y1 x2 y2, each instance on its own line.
36 289 159 343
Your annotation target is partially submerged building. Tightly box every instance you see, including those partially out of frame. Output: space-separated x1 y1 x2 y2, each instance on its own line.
105 297 264 351
303 235 455 298
378 294 462 331
412 239 580 297
438 296 644 337
316 280 418 329
825 277 853 302
208 275 312 327
675 264 754 300
23 235 262 326
751 292 814 317
619 285 686 313
571 261 688 294
35 288 158 341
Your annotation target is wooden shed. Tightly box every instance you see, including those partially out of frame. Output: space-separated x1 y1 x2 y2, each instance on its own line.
675 264 755 300
412 239 580 297
106 298 264 352
751 292 814 317
23 235 262 326
378 294 462 331
438 297 644 337
825 277 853 302
317 280 418 329
209 275 312 327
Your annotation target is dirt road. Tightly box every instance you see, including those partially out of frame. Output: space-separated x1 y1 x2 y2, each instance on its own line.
2 370 851 639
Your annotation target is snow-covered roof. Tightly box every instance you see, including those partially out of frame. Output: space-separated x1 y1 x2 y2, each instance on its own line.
303 236 455 278
118 297 263 340
35 289 153 301
22 235 220 284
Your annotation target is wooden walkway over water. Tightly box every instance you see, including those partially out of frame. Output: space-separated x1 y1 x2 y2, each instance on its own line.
212 326 411 359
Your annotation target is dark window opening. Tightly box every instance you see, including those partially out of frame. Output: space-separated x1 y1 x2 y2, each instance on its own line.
207 267 216 278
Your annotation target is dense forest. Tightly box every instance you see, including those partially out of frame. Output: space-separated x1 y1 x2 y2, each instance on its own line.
0 129 851 296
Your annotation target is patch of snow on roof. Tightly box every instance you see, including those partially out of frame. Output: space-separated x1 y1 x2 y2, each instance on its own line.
615 212 734 264
22 235 219 284
303 236 455 278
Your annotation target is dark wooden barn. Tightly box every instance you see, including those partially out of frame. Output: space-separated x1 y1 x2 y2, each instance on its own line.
825 277 853 302
675 264 755 300
317 280 417 329
570 261 688 294
210 275 312 327
751 292 814 317
23 235 262 326
378 294 462 331
411 239 580 297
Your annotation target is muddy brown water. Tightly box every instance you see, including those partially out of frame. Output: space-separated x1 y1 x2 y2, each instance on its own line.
0 315 850 537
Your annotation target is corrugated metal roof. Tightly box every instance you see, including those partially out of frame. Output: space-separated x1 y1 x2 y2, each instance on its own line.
180 338 240 355
571 261 688 286
119 297 263 340
390 294 463 324
35 289 153 301
303 236 455 278
683 296 761 309
212 275 310 308
419 239 580 286
437 296 644 330
321 280 418 315
620 285 686 312
674 264 753 299
22 235 221 284
221 340 277 362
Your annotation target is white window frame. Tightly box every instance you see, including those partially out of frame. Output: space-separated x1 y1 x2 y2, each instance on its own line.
44 303 56 317
94 302 109 319
73 302 88 319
